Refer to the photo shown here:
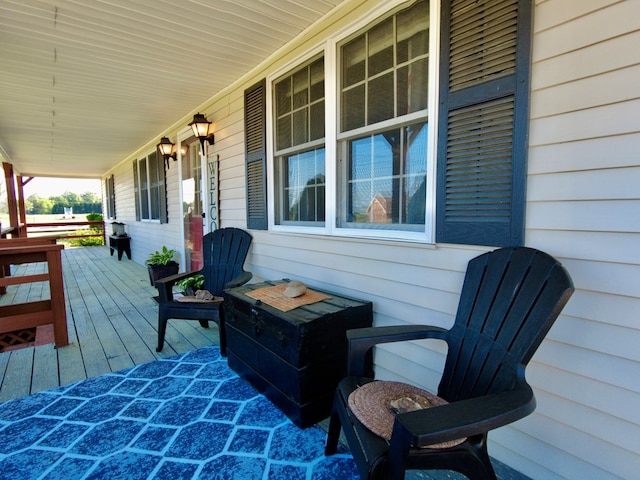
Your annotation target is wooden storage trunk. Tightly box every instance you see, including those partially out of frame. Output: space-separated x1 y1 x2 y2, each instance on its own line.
223 280 373 428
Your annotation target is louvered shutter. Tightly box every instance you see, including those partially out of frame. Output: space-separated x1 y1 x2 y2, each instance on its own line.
106 174 115 219
436 0 532 246
244 79 267 230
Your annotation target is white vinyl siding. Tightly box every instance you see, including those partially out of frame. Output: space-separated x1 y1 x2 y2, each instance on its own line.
515 0 640 478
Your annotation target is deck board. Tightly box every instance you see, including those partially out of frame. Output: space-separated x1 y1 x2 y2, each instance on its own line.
0 245 220 402
31 343 58 393
0 348 33 401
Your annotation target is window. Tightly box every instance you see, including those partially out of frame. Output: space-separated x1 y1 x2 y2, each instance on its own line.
273 57 326 225
339 0 429 232
254 0 531 246
133 151 168 222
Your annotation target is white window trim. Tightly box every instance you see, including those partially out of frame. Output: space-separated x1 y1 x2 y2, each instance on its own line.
267 0 440 243
427 0 441 242
136 150 162 223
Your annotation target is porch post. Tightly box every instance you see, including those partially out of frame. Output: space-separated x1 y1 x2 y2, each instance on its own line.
2 162 21 238
17 175 32 237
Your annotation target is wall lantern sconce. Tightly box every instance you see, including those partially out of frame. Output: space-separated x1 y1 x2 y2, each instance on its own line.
157 137 189 169
189 113 215 155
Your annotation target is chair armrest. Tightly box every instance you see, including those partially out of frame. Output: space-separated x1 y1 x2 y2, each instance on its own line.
392 381 536 448
155 270 200 303
347 325 448 377
224 271 253 290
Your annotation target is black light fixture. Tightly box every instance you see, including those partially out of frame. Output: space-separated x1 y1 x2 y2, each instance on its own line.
157 137 189 169
157 137 175 169
189 113 215 155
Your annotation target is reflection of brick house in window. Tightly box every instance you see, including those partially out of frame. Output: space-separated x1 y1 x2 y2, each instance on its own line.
367 194 392 223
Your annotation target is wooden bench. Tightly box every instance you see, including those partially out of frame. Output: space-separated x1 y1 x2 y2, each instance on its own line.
0 239 68 348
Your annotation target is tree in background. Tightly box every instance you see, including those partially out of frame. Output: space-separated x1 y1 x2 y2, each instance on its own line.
25 195 54 214
26 191 102 215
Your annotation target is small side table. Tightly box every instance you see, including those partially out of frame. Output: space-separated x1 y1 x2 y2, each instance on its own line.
109 235 131 260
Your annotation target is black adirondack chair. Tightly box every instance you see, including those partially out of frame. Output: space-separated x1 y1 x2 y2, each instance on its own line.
154 227 252 354
325 247 574 480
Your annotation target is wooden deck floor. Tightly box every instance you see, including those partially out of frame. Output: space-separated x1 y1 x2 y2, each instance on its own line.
0 245 220 402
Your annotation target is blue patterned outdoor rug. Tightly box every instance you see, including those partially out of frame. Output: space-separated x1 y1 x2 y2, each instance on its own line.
0 346 358 480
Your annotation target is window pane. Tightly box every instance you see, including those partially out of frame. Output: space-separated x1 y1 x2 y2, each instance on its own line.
350 137 374 180
405 122 428 176
405 176 426 224
397 0 429 64
282 148 325 223
343 85 365 131
404 122 428 223
310 58 324 102
292 108 309 145
368 73 394 124
310 100 325 141
343 36 365 87
150 184 160 219
397 58 428 114
350 178 395 224
277 115 291 150
344 122 426 229
293 69 308 109
368 18 394 77
276 79 291 116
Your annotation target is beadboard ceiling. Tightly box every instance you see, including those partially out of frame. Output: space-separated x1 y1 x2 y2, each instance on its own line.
0 0 344 178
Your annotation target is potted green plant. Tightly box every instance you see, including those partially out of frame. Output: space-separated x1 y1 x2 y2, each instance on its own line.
175 274 205 296
145 246 179 287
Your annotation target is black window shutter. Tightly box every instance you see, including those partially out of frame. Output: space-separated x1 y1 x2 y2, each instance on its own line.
436 0 532 247
133 160 140 221
244 79 267 230
106 174 115 219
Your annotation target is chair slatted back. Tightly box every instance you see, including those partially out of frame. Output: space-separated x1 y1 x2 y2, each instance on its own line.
201 228 252 296
438 247 574 402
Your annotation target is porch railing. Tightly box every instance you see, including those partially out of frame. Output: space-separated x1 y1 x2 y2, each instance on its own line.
0 239 69 347
25 220 106 244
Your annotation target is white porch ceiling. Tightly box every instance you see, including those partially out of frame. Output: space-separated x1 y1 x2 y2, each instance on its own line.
0 0 345 178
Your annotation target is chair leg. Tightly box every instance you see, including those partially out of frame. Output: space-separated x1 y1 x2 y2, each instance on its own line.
157 315 168 352
325 407 342 455
456 436 498 480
